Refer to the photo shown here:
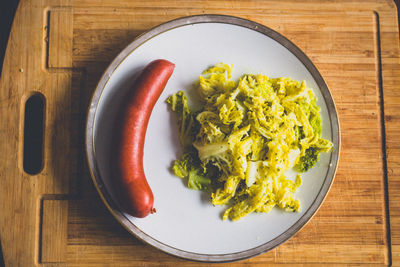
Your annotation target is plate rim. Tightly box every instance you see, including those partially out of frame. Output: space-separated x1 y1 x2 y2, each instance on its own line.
85 14 341 262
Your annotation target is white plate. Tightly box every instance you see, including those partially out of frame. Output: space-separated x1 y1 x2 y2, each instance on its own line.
86 15 340 262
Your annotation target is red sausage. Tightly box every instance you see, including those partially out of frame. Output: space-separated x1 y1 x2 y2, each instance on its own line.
115 59 175 218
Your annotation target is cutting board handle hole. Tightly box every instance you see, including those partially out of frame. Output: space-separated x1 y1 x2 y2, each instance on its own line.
23 92 45 175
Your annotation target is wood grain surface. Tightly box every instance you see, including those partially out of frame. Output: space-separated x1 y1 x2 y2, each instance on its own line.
0 0 399 266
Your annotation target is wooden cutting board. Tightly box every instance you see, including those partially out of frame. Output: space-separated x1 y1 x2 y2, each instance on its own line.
0 0 399 265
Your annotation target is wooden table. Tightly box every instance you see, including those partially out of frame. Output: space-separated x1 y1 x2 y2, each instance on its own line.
0 0 399 266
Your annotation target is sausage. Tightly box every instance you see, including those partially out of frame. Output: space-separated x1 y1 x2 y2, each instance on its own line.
115 59 175 218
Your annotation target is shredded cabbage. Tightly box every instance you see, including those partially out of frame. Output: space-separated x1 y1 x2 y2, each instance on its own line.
167 63 333 221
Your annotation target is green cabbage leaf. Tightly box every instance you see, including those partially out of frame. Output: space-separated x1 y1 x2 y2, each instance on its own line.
167 63 333 221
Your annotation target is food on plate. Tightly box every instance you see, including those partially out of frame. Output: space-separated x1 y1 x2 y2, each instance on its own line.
167 63 332 221
114 59 175 218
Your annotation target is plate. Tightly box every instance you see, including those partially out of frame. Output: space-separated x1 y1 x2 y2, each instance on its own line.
86 15 340 262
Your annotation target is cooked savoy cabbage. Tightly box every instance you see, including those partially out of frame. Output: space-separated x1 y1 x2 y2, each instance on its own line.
167 63 332 221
